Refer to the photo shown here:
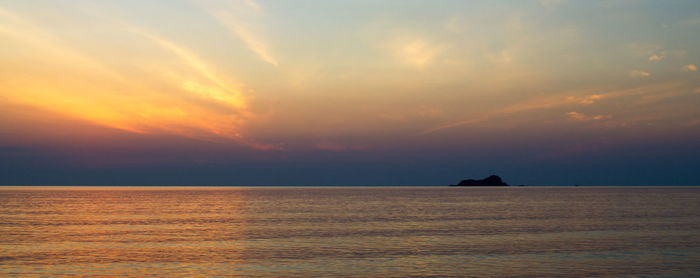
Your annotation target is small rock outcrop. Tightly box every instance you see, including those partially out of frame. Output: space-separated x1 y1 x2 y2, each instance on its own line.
450 175 509 186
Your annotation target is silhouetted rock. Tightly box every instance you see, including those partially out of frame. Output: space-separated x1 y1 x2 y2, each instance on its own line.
450 175 509 186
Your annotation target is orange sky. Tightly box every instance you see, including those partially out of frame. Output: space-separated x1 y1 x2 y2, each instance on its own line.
1 1 699 185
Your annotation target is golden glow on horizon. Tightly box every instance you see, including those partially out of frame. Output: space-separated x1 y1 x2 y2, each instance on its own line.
0 5 272 148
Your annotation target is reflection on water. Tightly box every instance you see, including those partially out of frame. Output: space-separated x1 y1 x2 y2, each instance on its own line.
1 187 699 277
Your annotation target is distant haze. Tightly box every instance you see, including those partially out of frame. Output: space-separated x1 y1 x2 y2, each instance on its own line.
1 1 699 186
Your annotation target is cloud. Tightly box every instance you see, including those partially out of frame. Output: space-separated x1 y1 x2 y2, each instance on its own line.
117 29 277 149
243 0 261 11
629 70 651 78
423 84 679 134
626 42 667 62
199 0 278 66
576 94 604 105
648 53 665 61
423 93 606 134
567 111 610 121
395 38 443 70
0 7 274 149
683 64 698 72
130 29 250 110
0 7 120 79
214 14 278 66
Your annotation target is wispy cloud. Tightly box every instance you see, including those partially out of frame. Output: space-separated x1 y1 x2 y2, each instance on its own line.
131 29 249 110
567 111 610 121
629 70 651 78
626 42 667 62
397 38 443 69
423 93 599 134
576 94 604 105
423 84 681 134
242 0 261 11
683 64 698 72
0 6 273 149
198 0 278 66
0 7 121 80
648 52 666 61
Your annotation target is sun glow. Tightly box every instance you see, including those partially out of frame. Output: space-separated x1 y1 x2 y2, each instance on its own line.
0 6 267 147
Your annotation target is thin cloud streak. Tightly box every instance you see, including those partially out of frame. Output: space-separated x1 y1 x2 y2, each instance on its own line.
629 70 651 78
119 27 275 149
198 0 279 66
131 29 249 110
423 84 685 134
567 111 610 121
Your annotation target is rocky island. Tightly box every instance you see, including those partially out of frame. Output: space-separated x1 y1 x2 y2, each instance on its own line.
450 175 509 186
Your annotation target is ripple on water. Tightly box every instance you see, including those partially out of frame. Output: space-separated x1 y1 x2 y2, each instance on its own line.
1 187 699 277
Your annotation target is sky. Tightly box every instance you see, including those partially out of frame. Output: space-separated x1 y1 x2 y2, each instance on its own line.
1 0 699 186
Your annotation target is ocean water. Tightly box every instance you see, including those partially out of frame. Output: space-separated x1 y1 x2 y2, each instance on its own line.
1 186 699 277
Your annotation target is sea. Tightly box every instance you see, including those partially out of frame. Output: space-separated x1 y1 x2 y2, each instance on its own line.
1 186 699 277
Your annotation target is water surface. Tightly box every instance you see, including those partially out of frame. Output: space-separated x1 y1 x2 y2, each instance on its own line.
1 187 699 277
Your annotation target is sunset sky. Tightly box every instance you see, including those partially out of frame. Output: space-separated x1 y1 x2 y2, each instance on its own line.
2 0 699 185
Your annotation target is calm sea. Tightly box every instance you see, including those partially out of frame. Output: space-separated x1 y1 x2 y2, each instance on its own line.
1 187 699 277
